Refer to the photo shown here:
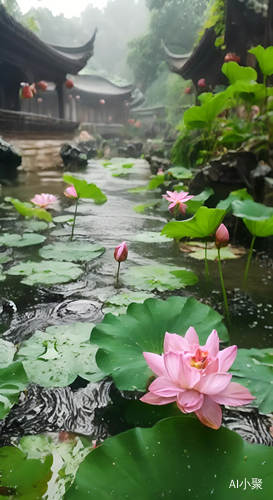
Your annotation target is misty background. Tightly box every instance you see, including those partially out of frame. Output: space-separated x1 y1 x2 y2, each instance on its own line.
2 0 208 123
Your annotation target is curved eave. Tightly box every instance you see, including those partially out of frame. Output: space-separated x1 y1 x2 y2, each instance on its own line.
69 75 134 98
163 41 191 74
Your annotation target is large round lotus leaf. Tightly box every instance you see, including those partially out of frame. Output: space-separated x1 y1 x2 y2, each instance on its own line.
16 323 104 387
161 207 226 239
0 232 46 247
123 264 198 292
232 199 273 220
92 296 228 391
231 348 273 413
243 216 273 237
39 241 105 263
0 339 16 368
0 446 53 499
6 260 83 285
0 362 28 419
23 220 49 232
65 416 273 500
102 291 155 315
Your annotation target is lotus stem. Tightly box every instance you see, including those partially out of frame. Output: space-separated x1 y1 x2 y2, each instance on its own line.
204 240 209 279
243 235 256 286
115 262 121 288
217 248 230 324
70 198 79 241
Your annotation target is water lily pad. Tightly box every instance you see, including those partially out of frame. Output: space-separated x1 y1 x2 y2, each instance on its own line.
166 166 193 179
0 251 12 264
0 233 46 247
0 446 53 498
179 241 246 260
231 348 273 413
23 220 49 232
53 215 74 223
66 416 273 500
63 174 107 204
0 362 28 419
0 339 16 368
39 242 105 263
16 323 104 387
128 175 165 193
92 296 228 391
7 260 83 286
123 264 198 292
103 291 155 315
133 200 159 213
133 231 171 244
162 207 226 239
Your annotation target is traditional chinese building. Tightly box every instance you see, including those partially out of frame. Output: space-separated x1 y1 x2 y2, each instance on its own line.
164 0 271 87
0 4 96 132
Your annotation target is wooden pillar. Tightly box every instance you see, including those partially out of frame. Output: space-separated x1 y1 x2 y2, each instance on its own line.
56 81 64 119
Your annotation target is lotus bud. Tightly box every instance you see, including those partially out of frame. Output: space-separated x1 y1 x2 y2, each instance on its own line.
114 241 128 262
215 224 229 248
64 185 78 199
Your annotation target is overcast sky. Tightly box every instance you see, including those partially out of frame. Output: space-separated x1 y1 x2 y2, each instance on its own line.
18 0 108 17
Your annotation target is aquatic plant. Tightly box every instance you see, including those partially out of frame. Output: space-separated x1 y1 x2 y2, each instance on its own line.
162 190 194 215
114 241 128 287
215 224 230 321
30 193 57 209
64 185 79 240
5 197 52 222
140 329 254 429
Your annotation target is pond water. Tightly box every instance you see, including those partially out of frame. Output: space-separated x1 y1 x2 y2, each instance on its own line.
0 155 272 444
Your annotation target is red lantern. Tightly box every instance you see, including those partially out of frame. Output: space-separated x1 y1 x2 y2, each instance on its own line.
65 79 74 89
224 53 241 63
37 80 48 91
21 84 33 99
184 86 192 95
197 78 206 89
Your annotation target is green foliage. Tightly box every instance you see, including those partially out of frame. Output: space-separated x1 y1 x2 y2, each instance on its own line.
91 296 228 391
198 0 225 40
231 200 273 220
66 417 273 500
186 187 214 213
63 175 107 204
5 197 52 222
7 260 83 286
39 242 105 263
133 200 159 213
249 45 273 77
0 339 16 368
0 233 46 247
16 323 104 387
183 92 230 129
217 188 253 211
102 291 155 315
162 207 226 239
0 362 28 419
123 264 198 292
222 62 257 84
166 166 193 179
132 231 170 243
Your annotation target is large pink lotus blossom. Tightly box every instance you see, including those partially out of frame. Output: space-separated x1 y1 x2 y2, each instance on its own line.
162 190 194 214
30 193 57 209
64 185 78 199
140 328 255 430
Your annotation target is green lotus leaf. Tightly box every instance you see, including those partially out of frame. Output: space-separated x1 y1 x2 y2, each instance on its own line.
231 348 273 413
243 216 273 237
66 416 273 500
5 197 52 221
186 187 214 214
102 291 155 315
183 242 244 260
249 45 273 76
123 264 198 292
91 296 228 391
217 188 253 211
6 260 83 286
0 362 28 419
133 200 159 213
0 233 46 247
16 323 104 387
0 339 16 369
0 251 12 264
232 199 273 220
222 61 257 84
184 92 229 129
133 231 170 244
166 166 193 179
39 242 105 263
53 215 74 223
23 220 49 232
161 207 226 239
63 174 107 204
0 446 53 499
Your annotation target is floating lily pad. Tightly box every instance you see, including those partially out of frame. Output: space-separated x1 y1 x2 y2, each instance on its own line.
128 175 165 193
103 291 155 315
0 446 53 498
166 166 193 179
39 242 105 263
0 251 12 264
23 220 49 232
63 174 107 204
133 231 171 244
16 323 104 387
92 296 228 391
53 215 74 223
133 200 159 213
162 207 226 239
0 339 16 368
0 233 46 247
231 348 273 413
7 260 83 286
123 264 198 292
0 362 28 419
179 241 246 260
66 416 273 500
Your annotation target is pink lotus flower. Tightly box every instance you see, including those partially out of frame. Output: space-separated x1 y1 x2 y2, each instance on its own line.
30 193 57 209
64 185 78 199
140 328 255 430
215 223 229 248
114 241 128 262
162 190 194 214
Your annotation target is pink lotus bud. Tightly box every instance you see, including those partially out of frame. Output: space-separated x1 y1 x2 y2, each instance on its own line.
197 78 206 88
64 185 78 199
215 224 229 248
114 241 128 262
